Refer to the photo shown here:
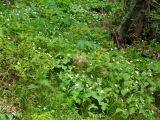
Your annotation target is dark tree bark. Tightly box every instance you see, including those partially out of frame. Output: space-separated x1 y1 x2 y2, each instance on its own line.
112 0 147 48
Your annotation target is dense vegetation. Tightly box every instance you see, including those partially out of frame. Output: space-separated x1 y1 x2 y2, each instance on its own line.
0 0 160 120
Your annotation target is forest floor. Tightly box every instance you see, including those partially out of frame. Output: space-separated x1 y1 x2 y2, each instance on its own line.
0 1 160 120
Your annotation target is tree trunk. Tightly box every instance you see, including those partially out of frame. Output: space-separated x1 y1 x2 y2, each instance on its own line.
112 0 146 48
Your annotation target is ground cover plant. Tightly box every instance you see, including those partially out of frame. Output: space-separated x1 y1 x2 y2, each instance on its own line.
0 0 160 120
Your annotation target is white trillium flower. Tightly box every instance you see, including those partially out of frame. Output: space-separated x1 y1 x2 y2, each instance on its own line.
75 74 79 78
75 83 79 87
86 84 89 87
67 54 70 57
135 71 139 75
100 90 104 94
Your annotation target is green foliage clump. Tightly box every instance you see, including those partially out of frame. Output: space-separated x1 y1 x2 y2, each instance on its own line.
59 48 160 119
32 112 53 120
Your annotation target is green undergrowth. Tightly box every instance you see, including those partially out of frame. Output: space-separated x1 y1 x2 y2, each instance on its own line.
0 0 160 120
